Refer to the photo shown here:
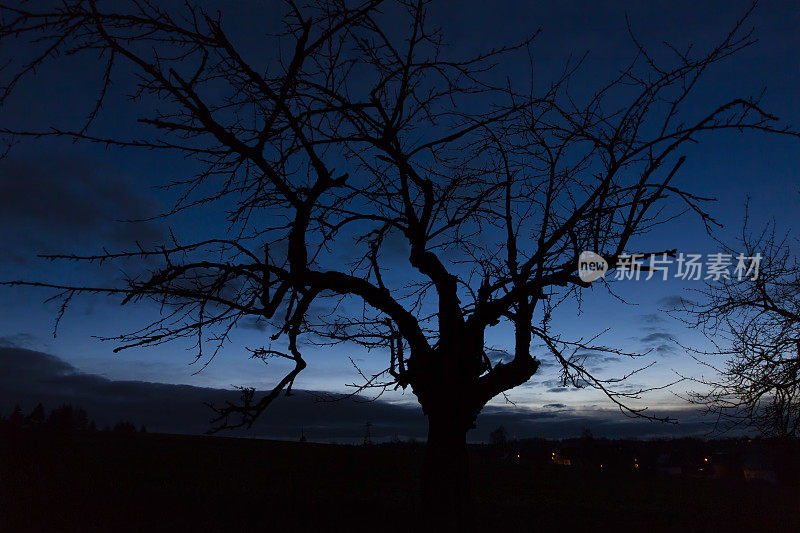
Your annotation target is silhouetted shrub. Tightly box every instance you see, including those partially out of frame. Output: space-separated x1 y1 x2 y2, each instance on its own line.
8 404 24 429
27 403 45 427
46 404 91 432
490 426 508 447
113 421 138 434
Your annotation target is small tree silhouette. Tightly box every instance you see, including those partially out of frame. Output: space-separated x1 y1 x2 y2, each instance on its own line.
112 421 138 434
8 404 24 429
27 403 46 428
489 426 508 448
681 218 800 437
47 404 77 432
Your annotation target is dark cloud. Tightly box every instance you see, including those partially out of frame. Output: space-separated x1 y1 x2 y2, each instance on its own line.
0 154 165 263
575 350 608 360
487 349 511 364
0 346 76 380
0 347 711 441
541 377 590 392
641 332 674 343
241 317 269 332
517 411 712 440
615 383 647 394
641 313 664 324
0 332 37 348
478 405 558 426
536 359 558 370
654 343 677 355
539 379 562 388
483 351 558 371
658 295 695 309
639 331 678 355
0 346 425 439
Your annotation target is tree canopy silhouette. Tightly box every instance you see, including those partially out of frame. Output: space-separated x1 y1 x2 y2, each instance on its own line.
1 0 798 523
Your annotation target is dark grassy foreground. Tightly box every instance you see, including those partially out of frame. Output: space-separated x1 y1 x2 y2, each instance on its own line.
1 432 798 532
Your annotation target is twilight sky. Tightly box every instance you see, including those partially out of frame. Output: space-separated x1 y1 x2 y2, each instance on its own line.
0 0 798 440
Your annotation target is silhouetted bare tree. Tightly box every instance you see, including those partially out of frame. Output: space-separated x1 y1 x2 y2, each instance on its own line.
1 0 797 522
681 216 800 438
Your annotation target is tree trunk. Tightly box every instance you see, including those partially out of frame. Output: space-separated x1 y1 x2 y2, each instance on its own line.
421 413 471 530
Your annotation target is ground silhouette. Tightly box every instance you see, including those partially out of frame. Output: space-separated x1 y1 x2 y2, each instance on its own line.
1 429 799 532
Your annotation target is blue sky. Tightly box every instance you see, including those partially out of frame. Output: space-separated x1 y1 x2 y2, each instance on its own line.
0 0 798 438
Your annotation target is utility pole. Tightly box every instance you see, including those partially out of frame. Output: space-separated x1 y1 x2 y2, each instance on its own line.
363 421 372 446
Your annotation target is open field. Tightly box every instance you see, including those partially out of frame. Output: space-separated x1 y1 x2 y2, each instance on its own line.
1 432 798 532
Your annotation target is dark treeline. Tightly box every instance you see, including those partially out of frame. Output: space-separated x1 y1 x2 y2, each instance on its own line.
0 403 145 434
3 401 797 487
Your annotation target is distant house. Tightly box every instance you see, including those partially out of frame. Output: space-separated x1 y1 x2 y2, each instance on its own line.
741 452 778 484
552 450 572 466
710 451 741 481
656 453 682 476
